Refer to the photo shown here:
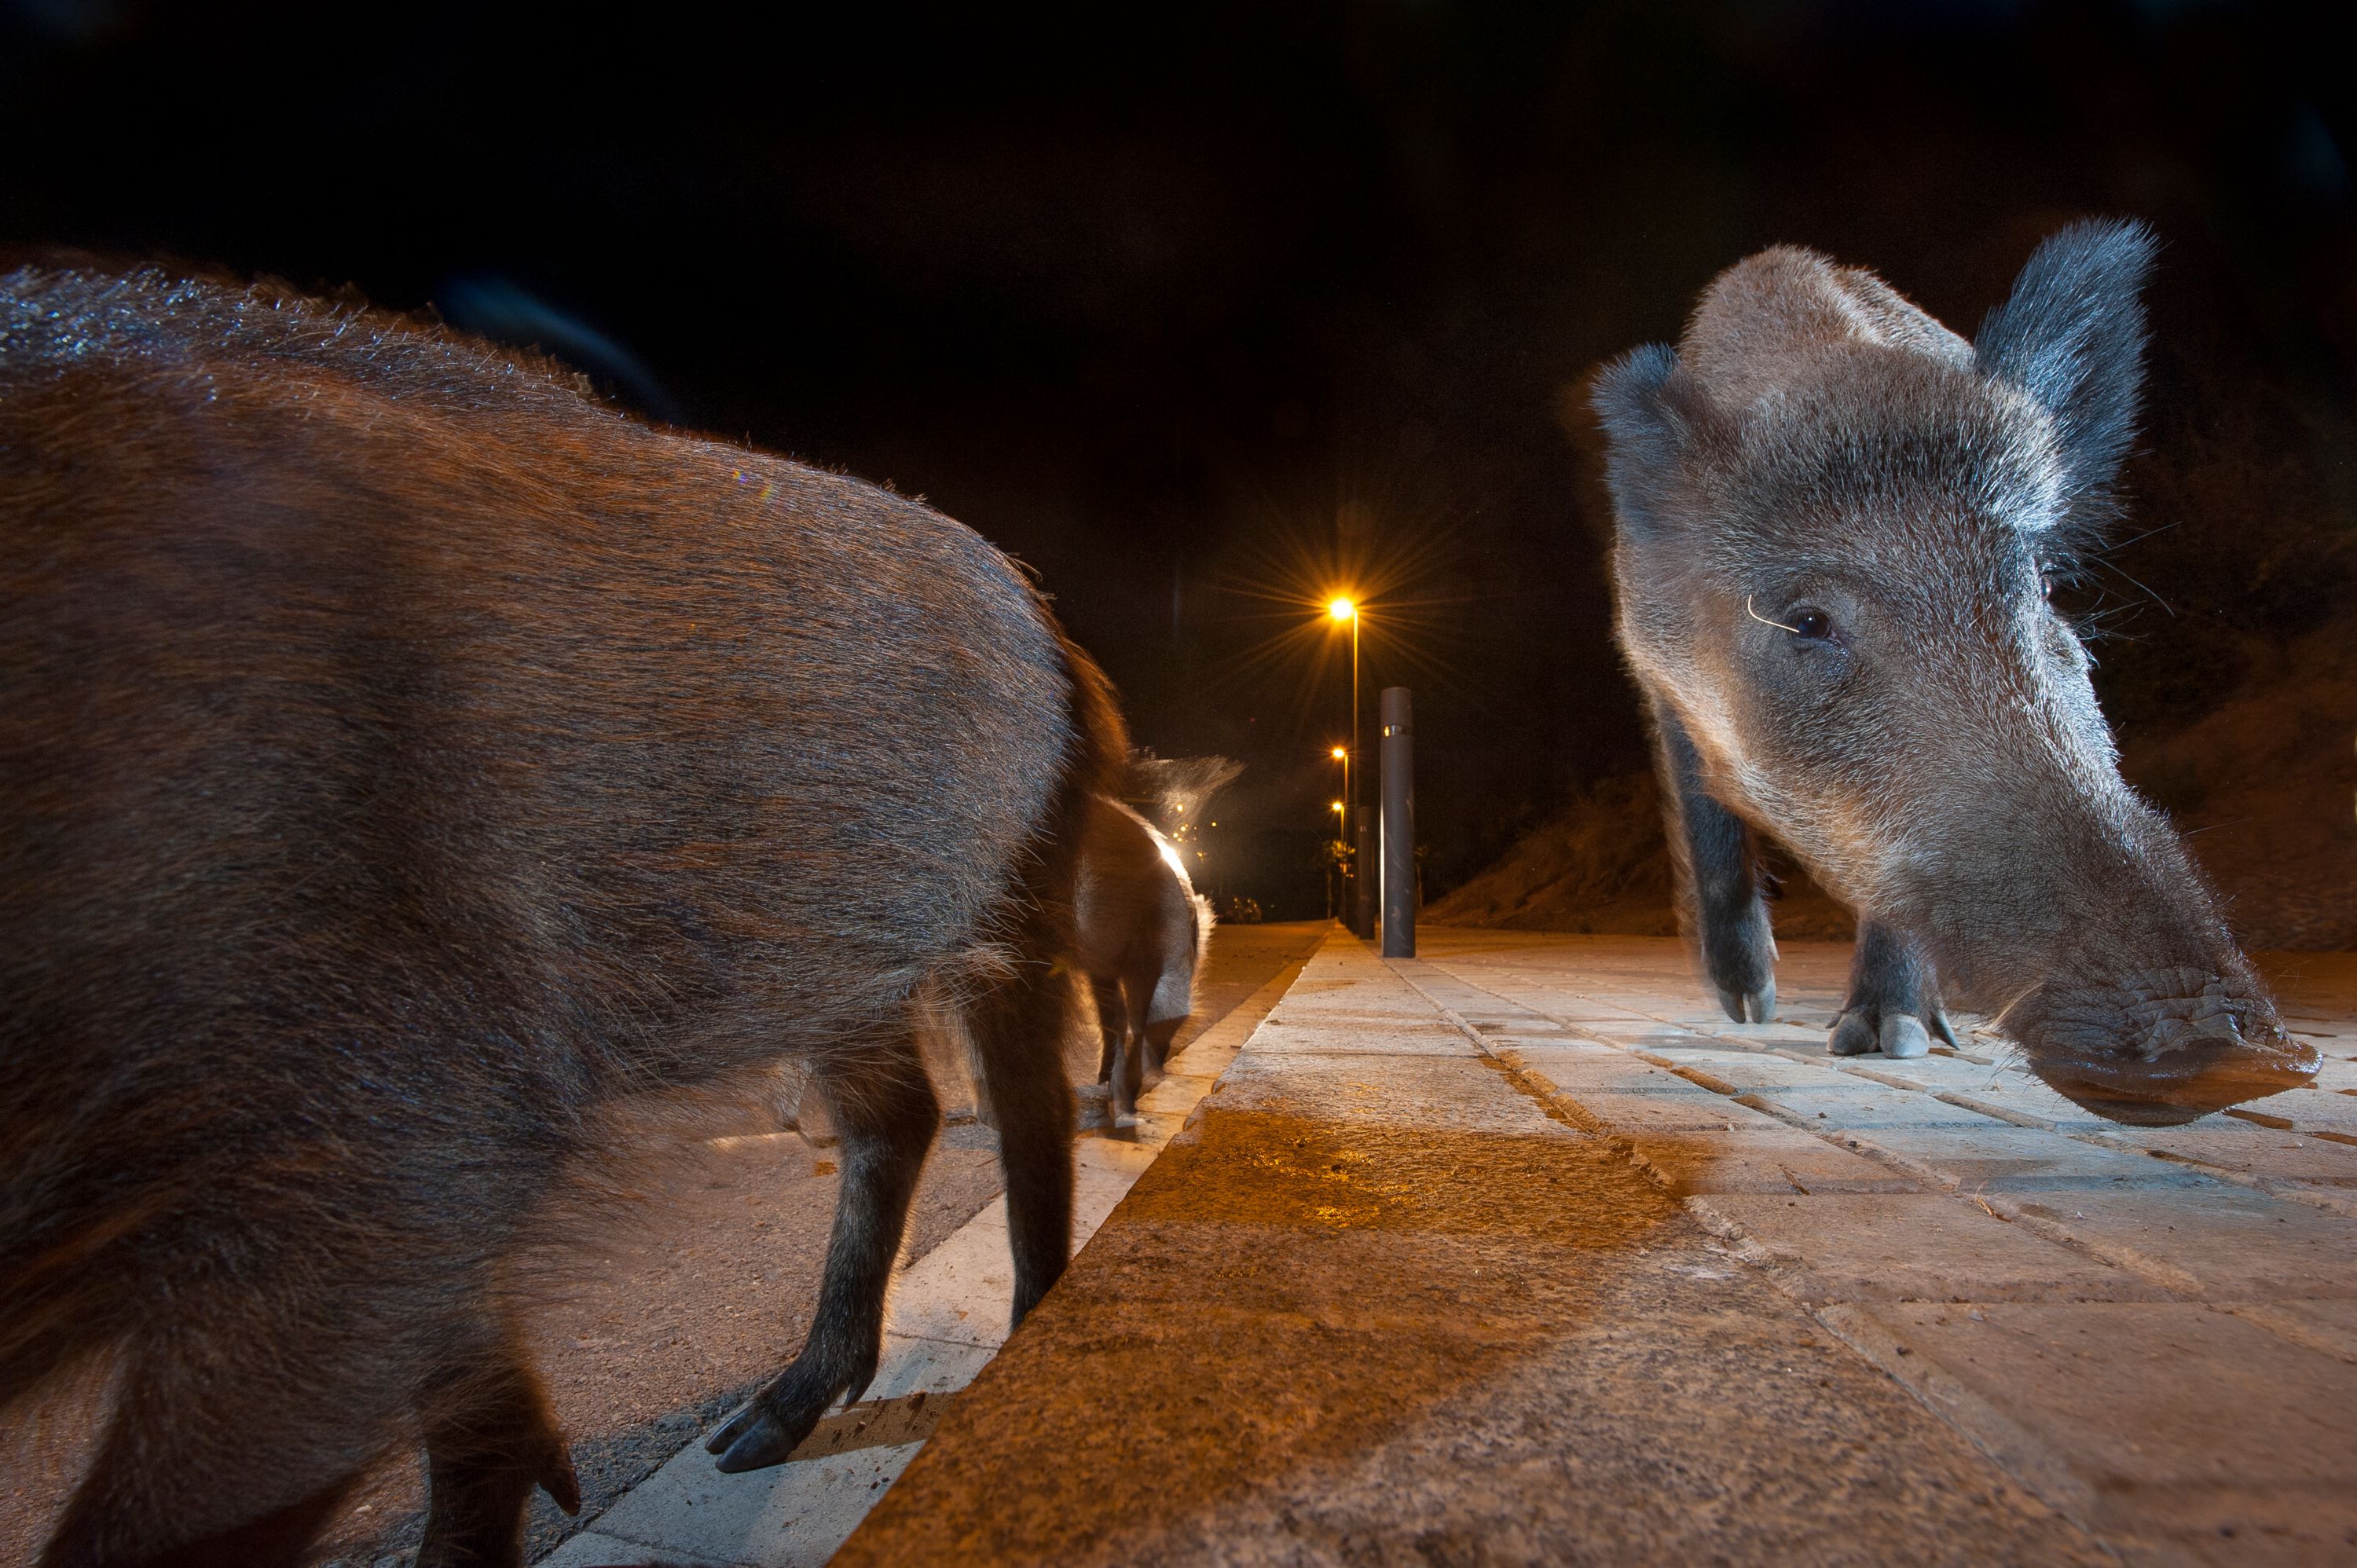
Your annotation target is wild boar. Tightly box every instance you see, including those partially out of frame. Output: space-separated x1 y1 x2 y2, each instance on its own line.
1593 220 2318 1125
1074 794 1211 1127
0 266 1124 1566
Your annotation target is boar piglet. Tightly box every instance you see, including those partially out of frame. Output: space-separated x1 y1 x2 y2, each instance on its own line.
1075 795 1212 1127
0 267 1126 1567
1593 221 2317 1125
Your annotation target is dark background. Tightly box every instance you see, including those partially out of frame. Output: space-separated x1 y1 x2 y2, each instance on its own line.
4 0 2349 916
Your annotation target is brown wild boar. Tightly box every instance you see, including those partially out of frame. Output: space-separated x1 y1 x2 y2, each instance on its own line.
1593 221 2318 1125
0 266 1124 1566
1075 795 1211 1127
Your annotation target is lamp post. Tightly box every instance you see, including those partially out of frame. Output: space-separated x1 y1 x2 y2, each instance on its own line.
1326 596 1358 839
1326 595 1378 937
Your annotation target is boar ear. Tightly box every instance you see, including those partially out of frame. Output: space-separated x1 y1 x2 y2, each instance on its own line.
1974 219 2158 533
1589 344 1688 539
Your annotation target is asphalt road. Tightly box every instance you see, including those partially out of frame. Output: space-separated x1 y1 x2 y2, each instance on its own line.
0 920 1326 1567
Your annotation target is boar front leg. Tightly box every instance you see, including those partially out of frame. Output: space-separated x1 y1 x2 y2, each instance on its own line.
1830 918 1959 1061
709 1029 939 1473
1651 700 1777 1024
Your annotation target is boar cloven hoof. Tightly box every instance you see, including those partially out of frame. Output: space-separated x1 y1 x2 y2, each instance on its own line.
1716 980 1777 1025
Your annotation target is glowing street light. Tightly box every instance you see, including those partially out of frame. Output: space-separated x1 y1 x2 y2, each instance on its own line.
1327 596 1356 623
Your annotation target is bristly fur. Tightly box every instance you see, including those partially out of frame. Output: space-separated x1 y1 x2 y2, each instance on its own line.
0 264 1126 1565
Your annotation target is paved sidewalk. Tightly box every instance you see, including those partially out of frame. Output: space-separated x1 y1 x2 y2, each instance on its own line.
837 928 2357 1566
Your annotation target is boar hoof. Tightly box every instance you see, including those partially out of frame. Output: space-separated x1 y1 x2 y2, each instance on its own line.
1881 1014 1931 1059
709 1357 867 1472
1716 981 1776 1024
1829 1011 1876 1056
1831 1009 1934 1058
709 1405 805 1473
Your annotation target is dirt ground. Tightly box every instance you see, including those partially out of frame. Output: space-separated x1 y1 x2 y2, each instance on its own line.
0 921 1323 1568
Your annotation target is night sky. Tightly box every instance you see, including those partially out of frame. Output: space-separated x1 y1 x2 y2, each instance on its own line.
4 0 2348 913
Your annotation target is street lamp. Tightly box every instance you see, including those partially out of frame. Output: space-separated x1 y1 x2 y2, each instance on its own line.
1328 745 1348 838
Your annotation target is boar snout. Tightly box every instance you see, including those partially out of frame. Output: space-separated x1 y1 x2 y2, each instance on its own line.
2006 966 2319 1126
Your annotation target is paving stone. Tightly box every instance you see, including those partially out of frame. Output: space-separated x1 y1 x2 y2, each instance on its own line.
1871 1302 2357 1558
2121 1126 2357 1187
1743 1080 2011 1132
1505 1042 1723 1094
1462 991 1664 1024
1560 1088 1780 1134
2001 1184 2357 1300
2227 1299 2357 1365
540 1530 741 1567
1699 1192 2169 1303
1623 1127 1919 1196
1626 1046 1842 1094
592 1440 929 1568
1859 1124 2218 1195
1240 1018 1475 1057
1212 1048 1569 1134
1916 1078 2134 1134
883 1204 1015 1349
1824 1053 2028 1095
2232 1087 2357 1137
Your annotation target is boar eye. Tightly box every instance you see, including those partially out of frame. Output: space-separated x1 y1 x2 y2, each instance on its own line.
1744 596 1837 642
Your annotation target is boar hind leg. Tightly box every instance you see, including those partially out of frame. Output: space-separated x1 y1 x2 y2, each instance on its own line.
1653 701 1776 1023
1830 918 1957 1061
415 1319 579 1568
1142 1012 1183 1078
39 1318 390 1568
709 1030 938 1473
1105 967 1162 1128
1090 974 1125 1086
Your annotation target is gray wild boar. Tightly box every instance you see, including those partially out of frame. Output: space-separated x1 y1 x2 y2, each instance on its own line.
1076 794 1211 1127
1593 221 2318 1125
0 266 1125 1566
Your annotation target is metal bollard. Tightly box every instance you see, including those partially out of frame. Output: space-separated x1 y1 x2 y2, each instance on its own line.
1354 821 1378 938
1381 687 1415 957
